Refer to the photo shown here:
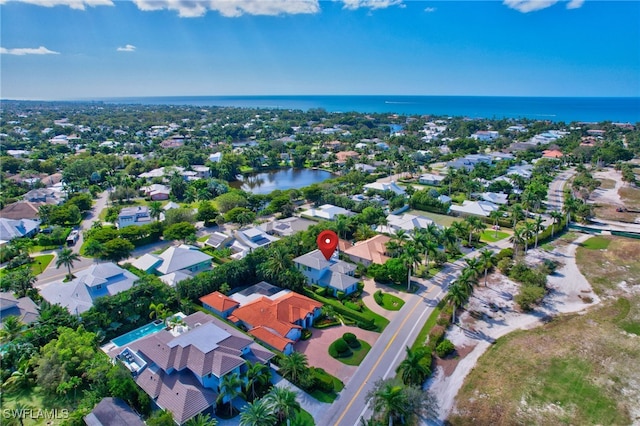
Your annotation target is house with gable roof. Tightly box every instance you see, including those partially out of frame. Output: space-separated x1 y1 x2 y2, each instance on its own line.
0 292 39 326
109 311 274 424
132 244 212 287
450 200 500 218
342 234 391 266
293 250 359 296
40 263 138 315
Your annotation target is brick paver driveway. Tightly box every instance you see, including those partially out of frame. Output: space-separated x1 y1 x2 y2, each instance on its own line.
296 324 381 385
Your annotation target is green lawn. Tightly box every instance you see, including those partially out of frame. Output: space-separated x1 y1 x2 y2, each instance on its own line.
2 386 74 426
197 235 210 243
287 408 315 426
308 369 344 403
376 292 405 311
411 302 442 352
32 254 54 275
1 254 55 277
581 236 611 250
406 209 458 227
331 340 371 366
480 229 509 243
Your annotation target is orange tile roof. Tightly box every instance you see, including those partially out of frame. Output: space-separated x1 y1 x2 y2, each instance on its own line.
248 326 294 352
230 293 322 347
199 291 239 312
343 234 391 265
542 149 563 158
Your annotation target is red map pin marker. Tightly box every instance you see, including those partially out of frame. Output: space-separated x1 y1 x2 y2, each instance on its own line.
317 230 339 261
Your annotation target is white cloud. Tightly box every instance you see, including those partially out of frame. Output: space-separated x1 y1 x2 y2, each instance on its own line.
566 0 584 9
117 44 136 52
341 0 404 10
0 0 113 10
0 46 60 55
503 0 585 13
424 6 436 12
132 0 320 18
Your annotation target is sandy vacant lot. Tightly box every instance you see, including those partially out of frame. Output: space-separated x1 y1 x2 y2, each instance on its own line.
425 234 600 422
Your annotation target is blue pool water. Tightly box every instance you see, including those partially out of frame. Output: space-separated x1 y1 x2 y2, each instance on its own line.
111 321 165 347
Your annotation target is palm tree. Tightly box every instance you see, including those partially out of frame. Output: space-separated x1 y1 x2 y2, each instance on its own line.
533 215 544 249
149 201 163 222
55 248 80 280
509 204 524 228
217 373 243 417
3 364 34 391
456 270 475 296
464 216 483 247
445 282 468 324
8 268 37 298
523 221 536 254
260 244 292 282
148 302 166 322
509 226 526 258
550 211 563 237
239 400 276 426
463 257 481 281
185 413 218 426
265 386 300 425
279 352 308 384
397 346 430 386
403 243 422 291
0 316 25 342
450 221 466 245
244 362 272 402
367 379 408 426
563 196 580 228
478 249 494 287
489 209 503 238
334 214 350 240
441 226 458 253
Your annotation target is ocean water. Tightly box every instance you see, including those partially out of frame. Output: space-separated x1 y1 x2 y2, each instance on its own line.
101 95 640 123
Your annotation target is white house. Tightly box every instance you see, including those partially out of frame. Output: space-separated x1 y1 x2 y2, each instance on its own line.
363 181 406 196
132 245 212 286
419 173 446 186
376 213 438 235
118 206 152 228
40 263 139 315
471 131 500 141
480 192 509 205
300 204 353 221
450 200 500 217
294 250 359 296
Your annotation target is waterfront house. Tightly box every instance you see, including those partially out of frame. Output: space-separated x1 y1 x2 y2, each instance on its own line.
300 204 354 221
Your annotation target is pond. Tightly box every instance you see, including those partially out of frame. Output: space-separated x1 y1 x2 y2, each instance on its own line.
230 168 334 194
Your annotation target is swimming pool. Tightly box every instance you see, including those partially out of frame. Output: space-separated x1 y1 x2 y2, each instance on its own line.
111 320 165 347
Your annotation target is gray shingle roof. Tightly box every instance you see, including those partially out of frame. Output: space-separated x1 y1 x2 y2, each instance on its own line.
293 249 332 270
84 397 145 426
155 245 212 275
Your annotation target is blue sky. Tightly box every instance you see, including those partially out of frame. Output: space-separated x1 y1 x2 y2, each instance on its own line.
1 0 639 99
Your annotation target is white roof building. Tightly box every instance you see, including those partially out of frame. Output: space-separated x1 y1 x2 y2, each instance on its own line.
480 192 509 205
376 213 438 235
300 204 353 221
363 181 406 196
450 200 500 217
40 263 139 315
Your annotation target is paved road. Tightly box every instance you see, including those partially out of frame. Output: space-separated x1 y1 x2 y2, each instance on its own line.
35 191 109 285
546 168 575 212
319 239 512 426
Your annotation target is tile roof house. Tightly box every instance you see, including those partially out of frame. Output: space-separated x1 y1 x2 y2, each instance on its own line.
342 234 391 266
0 201 41 220
40 263 139 315
131 245 212 287
293 250 359 296
200 292 239 319
118 206 151 229
450 200 500 218
300 204 354 221
141 184 171 201
0 292 39 326
219 282 322 354
258 217 316 238
0 218 40 244
84 397 145 426
363 181 406 196
542 149 564 159
109 311 274 425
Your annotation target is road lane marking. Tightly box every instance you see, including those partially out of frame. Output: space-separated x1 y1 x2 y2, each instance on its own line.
333 290 433 426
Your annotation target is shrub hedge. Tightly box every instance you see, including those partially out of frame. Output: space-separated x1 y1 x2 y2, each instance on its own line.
436 339 455 358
